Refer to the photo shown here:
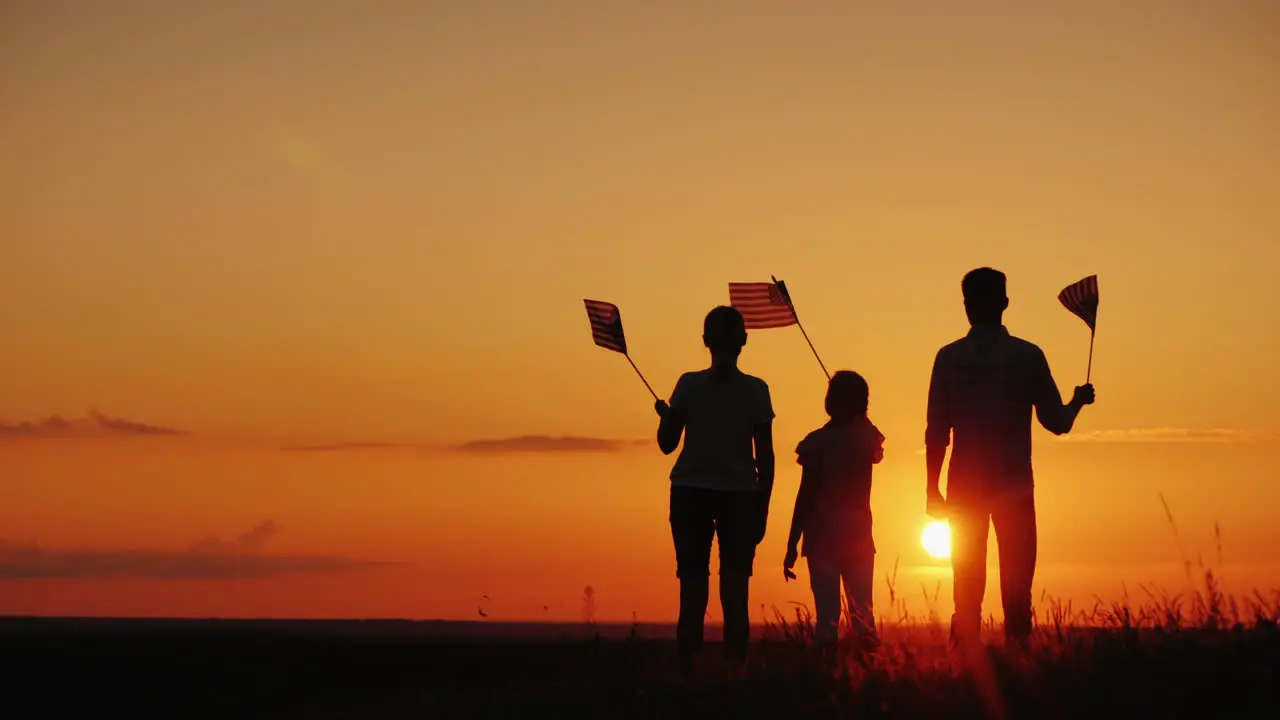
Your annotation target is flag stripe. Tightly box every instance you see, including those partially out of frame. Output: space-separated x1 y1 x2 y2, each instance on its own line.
729 282 797 330
1057 275 1099 331
583 299 627 354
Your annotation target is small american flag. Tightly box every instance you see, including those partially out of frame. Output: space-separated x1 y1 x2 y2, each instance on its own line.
1058 275 1099 332
729 281 797 330
583 299 627 354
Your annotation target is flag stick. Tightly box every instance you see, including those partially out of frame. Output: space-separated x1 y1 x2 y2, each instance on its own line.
796 320 830 381
1086 302 1098 384
1086 330 1095 384
773 275 830 381
626 354 659 401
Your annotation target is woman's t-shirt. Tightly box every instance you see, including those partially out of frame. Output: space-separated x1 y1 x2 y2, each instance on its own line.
794 417 885 560
667 368 774 493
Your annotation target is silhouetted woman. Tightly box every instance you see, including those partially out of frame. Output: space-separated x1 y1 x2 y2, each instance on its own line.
655 305 775 662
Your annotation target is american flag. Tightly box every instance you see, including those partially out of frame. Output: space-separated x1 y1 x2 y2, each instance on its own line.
1058 275 1099 332
583 299 627 354
729 281 798 330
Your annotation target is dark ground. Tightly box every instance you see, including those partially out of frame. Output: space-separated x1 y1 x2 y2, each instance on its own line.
1 617 1278 718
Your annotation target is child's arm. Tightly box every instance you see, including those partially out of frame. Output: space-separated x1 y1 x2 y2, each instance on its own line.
786 463 815 553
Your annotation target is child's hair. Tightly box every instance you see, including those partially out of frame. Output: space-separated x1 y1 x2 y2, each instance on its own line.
825 370 869 421
702 305 748 354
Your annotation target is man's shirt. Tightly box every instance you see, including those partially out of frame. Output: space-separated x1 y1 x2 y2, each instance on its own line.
926 324 1073 496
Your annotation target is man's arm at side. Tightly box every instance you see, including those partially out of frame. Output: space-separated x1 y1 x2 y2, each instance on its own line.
925 349 952 500
926 444 947 498
924 349 953 517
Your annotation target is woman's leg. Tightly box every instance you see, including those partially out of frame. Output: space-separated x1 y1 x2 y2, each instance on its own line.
715 490 760 661
670 487 715 658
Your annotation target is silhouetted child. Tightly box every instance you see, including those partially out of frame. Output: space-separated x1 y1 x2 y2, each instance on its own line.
784 370 884 656
655 305 776 663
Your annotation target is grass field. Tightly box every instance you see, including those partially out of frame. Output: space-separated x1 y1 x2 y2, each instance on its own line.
2 571 1277 719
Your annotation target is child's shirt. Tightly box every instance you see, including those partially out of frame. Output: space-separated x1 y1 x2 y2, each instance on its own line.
788 417 885 561
668 368 775 493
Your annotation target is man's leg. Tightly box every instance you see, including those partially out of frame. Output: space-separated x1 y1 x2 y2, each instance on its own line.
807 557 842 645
948 503 991 647
669 487 715 658
715 490 759 661
992 485 1037 648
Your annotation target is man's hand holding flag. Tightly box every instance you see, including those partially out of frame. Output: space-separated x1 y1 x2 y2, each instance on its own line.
1057 274 1100 384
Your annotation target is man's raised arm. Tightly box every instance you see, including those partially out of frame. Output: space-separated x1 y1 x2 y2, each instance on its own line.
1031 347 1093 436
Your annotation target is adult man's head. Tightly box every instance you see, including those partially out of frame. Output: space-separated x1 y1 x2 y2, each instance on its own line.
961 267 1009 326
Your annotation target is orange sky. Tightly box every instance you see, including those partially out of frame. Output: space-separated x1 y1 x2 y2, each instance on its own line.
2 0 1278 623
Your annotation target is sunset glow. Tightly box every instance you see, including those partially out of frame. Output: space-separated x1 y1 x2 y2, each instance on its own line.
1 0 1278 626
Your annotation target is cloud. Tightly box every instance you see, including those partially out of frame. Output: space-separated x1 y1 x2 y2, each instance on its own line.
904 427 1274 455
278 436 654 455
189 520 280 554
0 416 74 437
86 408 183 436
1053 428 1275 444
281 442 404 452
0 409 184 438
0 522 403 581
450 435 649 454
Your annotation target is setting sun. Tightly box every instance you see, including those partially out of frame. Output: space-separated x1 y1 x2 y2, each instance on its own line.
922 521 951 559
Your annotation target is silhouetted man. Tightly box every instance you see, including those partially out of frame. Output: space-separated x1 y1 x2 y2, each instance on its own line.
925 268 1095 649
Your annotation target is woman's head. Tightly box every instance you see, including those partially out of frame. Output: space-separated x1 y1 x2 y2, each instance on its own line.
825 370 869 421
702 306 747 364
